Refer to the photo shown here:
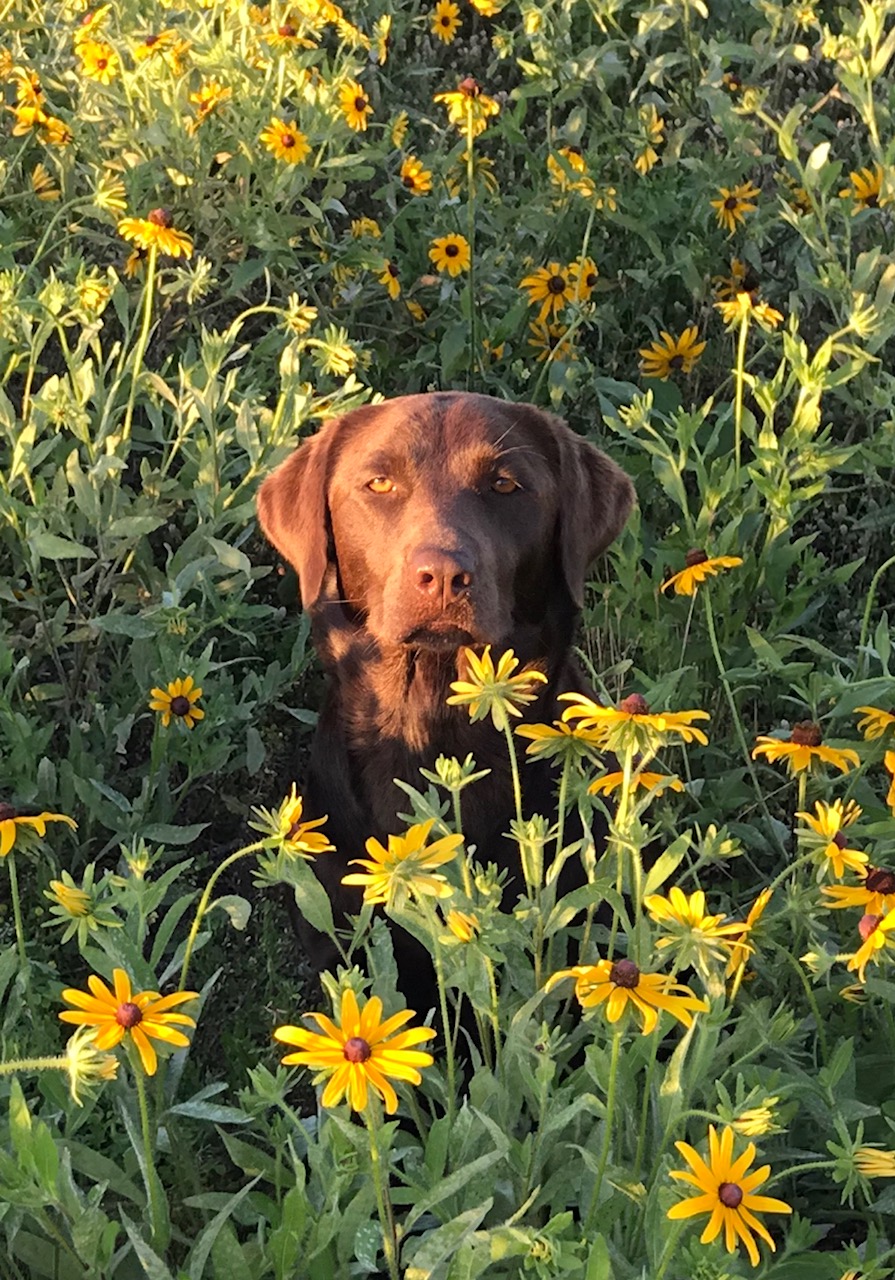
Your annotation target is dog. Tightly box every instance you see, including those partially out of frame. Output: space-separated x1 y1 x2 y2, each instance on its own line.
257 392 634 1000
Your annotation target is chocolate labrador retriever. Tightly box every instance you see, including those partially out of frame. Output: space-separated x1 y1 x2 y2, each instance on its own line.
258 391 634 993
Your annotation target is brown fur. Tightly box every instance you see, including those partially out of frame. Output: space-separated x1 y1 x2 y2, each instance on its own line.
257 392 634 992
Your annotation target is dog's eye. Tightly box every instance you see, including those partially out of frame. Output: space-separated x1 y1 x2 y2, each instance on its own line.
367 476 396 494
491 475 519 494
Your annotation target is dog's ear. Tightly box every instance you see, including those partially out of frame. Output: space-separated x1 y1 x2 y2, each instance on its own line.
552 415 635 608
257 429 333 609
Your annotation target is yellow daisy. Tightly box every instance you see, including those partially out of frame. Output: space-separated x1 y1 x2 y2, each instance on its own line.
715 292 783 331
662 550 743 596
515 720 604 764
711 180 761 234
839 164 887 213
445 909 479 942
448 645 547 730
796 799 867 880
639 326 706 379
259 117 311 164
428 233 471 276
59 968 198 1076
248 784 335 858
547 146 589 193
724 888 773 989
377 260 401 299
148 676 205 728
78 39 120 84
588 770 683 798
400 155 432 195
527 320 577 363
854 1147 895 1177
274 987 435 1113
822 866 895 917
560 692 709 754
118 210 193 259
645 887 746 974
342 818 464 908
0 805 77 857
887 749 895 812
667 1125 792 1267
855 705 895 740
752 722 860 776
431 0 461 43
846 909 895 983
568 256 599 302
433 78 499 137
339 80 373 131
546 959 709 1036
519 262 574 323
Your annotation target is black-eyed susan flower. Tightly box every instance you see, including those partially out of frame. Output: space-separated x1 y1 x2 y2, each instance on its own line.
259 117 311 164
59 968 198 1076
822 865 895 916
560 692 709 755
589 769 683 798
64 1026 120 1105
568 256 599 302
433 78 499 137
633 103 664 175
339 79 373 131
667 1125 792 1267
715 292 783 331
546 959 708 1035
886 749 895 812
448 646 547 730
351 216 381 238
119 209 193 259
854 1147 895 1177
752 721 860 776
839 164 887 212
731 1098 781 1137
73 5 112 48
547 145 589 192
431 0 461 43
31 162 60 201
639 326 706 379
399 154 432 195
248 783 335 858
711 180 761 234
645 887 746 975
855 705 895 740
724 888 773 990
0 804 77 857
846 910 895 983
93 171 127 214
390 110 409 147
342 818 464 908
445 909 479 941
148 675 204 728
712 257 753 301
377 260 401 299
469 0 504 14
528 320 577 363
133 30 177 61
274 987 435 1113
516 720 604 764
796 799 866 880
446 151 499 196
78 39 120 84
264 22 316 50
520 262 574 323
77 275 111 313
428 233 470 276
43 866 121 945
662 550 744 596
188 78 231 132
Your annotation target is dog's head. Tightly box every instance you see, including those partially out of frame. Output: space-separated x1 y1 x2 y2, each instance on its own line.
257 392 634 650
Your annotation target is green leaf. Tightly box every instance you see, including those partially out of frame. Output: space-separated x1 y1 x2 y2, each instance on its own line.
210 894 252 931
32 533 96 560
403 1202 493 1280
642 833 691 897
186 1176 259 1280
120 1213 176 1280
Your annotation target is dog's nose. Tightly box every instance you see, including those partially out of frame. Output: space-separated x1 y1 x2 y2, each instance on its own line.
413 549 473 604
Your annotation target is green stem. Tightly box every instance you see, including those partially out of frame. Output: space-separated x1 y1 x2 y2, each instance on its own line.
465 105 477 390
632 1035 660 1183
179 841 265 988
364 1101 401 1280
503 719 525 830
134 1065 165 1248
452 790 473 899
416 896 458 1126
857 553 895 677
0 1055 68 1075
585 1029 622 1230
6 853 27 970
733 308 749 476
122 243 158 443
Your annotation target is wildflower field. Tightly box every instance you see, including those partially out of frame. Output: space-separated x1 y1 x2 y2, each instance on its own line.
2 0 895 1275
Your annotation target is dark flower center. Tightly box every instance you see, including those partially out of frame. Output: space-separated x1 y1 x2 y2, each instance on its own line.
386 262 398 278
145 34 159 46
685 548 708 567
282 132 295 147
0 804 17 821
547 274 567 294
458 76 480 97
148 207 173 227
585 272 598 287
170 695 191 716
116 1001 143 1028
791 720 822 747
858 913 881 941
440 14 451 23
619 693 650 716
609 958 640 989
719 1181 743 1208
567 145 582 156
866 867 895 894
354 96 367 112
669 353 685 369
445 243 459 257
97 58 108 69
278 23 296 35
403 174 415 186
724 196 738 210
865 193 879 207
832 831 848 849
343 1036 372 1063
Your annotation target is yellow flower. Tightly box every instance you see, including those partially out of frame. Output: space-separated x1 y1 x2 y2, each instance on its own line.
846 910 895 982
520 262 574 323
78 39 120 84
43 866 121 944
342 818 464 907
639 326 706 379
731 1098 780 1137
31 162 60 201
406 299 427 323
560 692 709 754
188 79 231 133
839 165 887 213
752 722 860 776
274 987 435 1113
259 117 311 164
119 210 193 259
527 320 577 363
248 784 335 858
796 799 866 881
48 877 90 917
339 80 373 131
568 256 599 302
428 233 471 276
59 968 198 1076
433 78 499 137
448 646 547 730
77 275 111 312
73 5 112 48
724 888 773 991
351 216 381 238
887 750 895 812
515 720 604 764
588 770 683 798
546 959 708 1035
715 292 783 331
431 0 461 43
64 1027 119 1106
854 1147 895 1177
822 865 895 917
713 258 751 301
284 294 318 335
400 155 432 195
0 805 77 857
378 260 401 299
667 1125 792 1267
468 0 504 13
148 675 205 728
133 30 177 61
711 181 761 234
391 111 409 147
633 103 664 174
547 146 589 192
645 887 746 975
662 550 743 596
93 172 127 214
855 705 895 740
445 909 479 941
